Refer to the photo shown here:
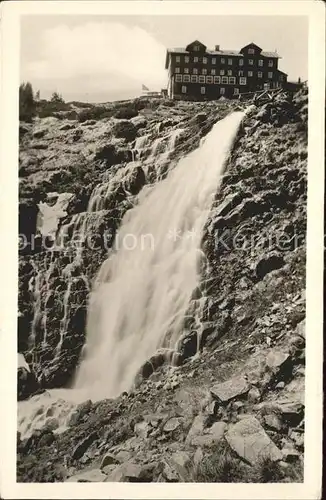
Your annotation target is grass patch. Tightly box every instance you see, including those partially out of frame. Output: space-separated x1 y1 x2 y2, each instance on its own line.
193 440 302 483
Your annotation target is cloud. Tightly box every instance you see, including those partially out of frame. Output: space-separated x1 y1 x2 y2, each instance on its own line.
24 22 167 98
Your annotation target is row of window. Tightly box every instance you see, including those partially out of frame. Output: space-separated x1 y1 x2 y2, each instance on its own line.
176 74 281 85
192 45 258 56
174 55 274 67
175 67 275 79
181 85 239 96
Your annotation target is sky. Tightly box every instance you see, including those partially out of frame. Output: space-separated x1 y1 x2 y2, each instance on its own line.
20 15 308 103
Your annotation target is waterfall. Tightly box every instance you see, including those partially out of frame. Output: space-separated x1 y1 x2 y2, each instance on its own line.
18 111 244 438
74 111 244 400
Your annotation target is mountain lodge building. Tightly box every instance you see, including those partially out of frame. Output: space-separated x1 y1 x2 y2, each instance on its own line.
165 41 288 100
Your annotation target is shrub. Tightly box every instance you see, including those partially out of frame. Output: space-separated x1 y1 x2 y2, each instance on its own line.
195 441 249 483
253 457 285 483
19 82 36 122
51 91 65 104
36 99 71 118
193 443 300 483
77 106 113 122
113 120 137 141
114 106 138 119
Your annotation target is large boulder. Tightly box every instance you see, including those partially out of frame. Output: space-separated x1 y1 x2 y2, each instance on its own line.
225 416 282 465
276 399 304 427
266 350 291 370
124 166 146 195
210 376 250 404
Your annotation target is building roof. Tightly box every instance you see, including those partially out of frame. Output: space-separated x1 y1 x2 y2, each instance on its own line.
241 42 262 51
166 47 244 57
261 51 280 58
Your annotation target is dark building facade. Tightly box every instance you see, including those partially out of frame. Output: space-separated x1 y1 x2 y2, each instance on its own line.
165 40 288 100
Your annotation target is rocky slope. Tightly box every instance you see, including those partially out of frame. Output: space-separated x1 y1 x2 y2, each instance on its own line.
17 89 307 482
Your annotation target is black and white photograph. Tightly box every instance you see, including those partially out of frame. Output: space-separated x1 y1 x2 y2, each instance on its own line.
0 1 324 498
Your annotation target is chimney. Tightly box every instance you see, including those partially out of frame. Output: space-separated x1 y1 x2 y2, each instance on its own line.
215 45 220 51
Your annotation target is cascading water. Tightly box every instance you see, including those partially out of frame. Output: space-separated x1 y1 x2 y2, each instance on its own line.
18 111 244 438
75 111 244 399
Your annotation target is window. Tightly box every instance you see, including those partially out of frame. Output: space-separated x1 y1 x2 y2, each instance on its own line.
211 69 216 75
183 75 190 82
206 76 213 84
279 75 284 82
212 57 216 64
268 59 273 67
202 68 207 75
248 48 255 54
194 45 200 52
238 70 244 76
175 67 180 74
194 56 199 63
249 59 254 65
193 68 198 75
220 69 225 76
201 86 206 94
175 74 182 82
214 76 221 84
199 75 205 83
184 68 189 74
268 72 273 79
239 77 247 85
181 85 187 93
220 87 225 95
248 71 253 77
176 56 180 62
258 59 264 67
228 58 233 65
239 59 244 66
234 88 240 95
229 77 236 84
258 71 263 78
221 58 225 64
227 70 233 76
203 57 207 64
221 76 228 84
191 75 198 83
185 56 189 63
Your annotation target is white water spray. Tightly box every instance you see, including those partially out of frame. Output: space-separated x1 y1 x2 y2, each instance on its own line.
74 111 244 400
